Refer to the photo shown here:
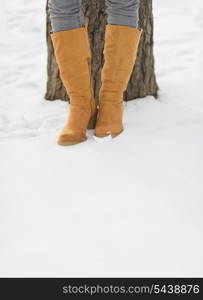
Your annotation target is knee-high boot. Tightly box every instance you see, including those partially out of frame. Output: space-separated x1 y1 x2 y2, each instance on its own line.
50 25 97 146
95 25 142 137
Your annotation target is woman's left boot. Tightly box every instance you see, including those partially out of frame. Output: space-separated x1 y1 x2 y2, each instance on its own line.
95 25 143 138
50 25 97 146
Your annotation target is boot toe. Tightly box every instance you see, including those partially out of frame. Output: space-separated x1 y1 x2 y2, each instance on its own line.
95 125 124 138
57 133 87 146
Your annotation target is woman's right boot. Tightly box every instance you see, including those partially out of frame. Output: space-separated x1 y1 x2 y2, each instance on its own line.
50 25 97 146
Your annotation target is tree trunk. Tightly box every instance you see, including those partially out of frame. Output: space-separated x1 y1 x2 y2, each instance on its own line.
45 0 158 102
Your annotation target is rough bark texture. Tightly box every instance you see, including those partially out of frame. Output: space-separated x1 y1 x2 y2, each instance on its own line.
45 0 158 102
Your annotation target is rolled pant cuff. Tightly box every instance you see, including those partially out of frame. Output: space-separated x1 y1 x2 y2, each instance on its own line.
107 13 139 29
50 15 85 32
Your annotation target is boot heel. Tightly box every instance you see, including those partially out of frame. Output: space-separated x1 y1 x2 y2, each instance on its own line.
88 111 97 129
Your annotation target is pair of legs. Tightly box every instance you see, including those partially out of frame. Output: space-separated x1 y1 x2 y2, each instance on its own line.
48 1 142 146
48 0 140 32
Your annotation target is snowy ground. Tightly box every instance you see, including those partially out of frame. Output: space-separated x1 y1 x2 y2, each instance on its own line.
0 0 203 277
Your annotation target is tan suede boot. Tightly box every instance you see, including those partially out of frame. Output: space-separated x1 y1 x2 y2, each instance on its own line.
95 25 143 138
50 25 97 146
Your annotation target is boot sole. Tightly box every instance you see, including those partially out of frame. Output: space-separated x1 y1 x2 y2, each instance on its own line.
57 138 87 146
94 129 124 139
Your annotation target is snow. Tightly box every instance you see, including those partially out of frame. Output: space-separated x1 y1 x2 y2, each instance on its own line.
0 0 203 277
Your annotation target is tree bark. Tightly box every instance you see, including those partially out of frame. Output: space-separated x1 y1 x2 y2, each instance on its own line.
45 0 158 102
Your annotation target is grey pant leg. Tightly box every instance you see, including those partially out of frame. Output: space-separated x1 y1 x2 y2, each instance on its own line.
48 0 85 32
48 0 139 33
106 0 140 28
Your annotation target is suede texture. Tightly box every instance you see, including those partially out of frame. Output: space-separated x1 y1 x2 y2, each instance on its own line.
95 24 143 137
50 25 97 146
